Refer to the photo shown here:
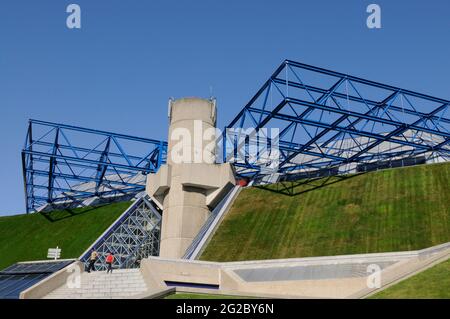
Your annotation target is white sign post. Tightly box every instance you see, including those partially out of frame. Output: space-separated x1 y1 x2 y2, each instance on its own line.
47 246 62 260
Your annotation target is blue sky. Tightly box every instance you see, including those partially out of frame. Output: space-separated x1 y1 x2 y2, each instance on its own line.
0 0 449 215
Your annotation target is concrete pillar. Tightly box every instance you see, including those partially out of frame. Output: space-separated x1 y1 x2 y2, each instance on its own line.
147 97 235 259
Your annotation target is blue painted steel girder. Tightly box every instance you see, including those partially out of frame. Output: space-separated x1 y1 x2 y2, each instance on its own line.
28 169 145 189
22 60 450 211
284 59 449 104
226 60 450 175
271 78 450 126
22 120 168 213
246 106 436 151
22 150 159 174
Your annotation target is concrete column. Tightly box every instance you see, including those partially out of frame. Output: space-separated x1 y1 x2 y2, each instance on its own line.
167 98 217 166
147 97 235 259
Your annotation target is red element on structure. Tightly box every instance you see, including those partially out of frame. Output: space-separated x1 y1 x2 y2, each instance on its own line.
237 178 249 187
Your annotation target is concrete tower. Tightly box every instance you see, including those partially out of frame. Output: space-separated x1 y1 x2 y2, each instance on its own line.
146 97 235 259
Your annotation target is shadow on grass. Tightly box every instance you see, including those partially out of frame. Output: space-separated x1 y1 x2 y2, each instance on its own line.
255 172 367 197
39 205 107 223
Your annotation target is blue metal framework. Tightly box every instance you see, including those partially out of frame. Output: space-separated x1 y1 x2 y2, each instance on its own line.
22 119 167 213
225 60 450 176
22 60 450 212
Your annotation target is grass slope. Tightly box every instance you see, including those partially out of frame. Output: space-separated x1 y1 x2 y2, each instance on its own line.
0 202 130 270
371 258 450 299
201 163 450 262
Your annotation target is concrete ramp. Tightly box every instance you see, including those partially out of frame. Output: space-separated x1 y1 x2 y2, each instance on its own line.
183 185 241 260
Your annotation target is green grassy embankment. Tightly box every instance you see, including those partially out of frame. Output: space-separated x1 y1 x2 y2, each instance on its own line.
201 162 450 262
0 201 131 270
370 257 450 299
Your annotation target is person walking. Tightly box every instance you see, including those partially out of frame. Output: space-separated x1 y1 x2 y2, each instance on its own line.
86 250 98 273
105 252 114 274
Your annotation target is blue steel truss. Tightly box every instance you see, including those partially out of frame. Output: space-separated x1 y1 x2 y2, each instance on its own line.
21 60 450 212
22 119 167 213
225 60 450 177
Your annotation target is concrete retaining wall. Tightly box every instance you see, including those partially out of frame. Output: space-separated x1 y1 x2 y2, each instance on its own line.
20 261 82 299
141 241 450 299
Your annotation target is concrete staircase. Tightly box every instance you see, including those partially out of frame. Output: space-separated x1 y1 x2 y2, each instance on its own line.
43 269 148 299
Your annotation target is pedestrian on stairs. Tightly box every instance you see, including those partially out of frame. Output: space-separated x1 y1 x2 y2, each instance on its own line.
106 252 114 274
86 250 98 273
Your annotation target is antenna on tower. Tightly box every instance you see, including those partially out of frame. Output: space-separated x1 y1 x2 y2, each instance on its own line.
168 97 174 120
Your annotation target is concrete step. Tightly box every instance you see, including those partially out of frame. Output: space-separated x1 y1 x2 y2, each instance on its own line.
42 269 149 299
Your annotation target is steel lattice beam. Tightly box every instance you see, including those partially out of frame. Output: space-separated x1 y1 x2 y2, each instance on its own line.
22 120 168 213
226 60 450 176
22 60 450 211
